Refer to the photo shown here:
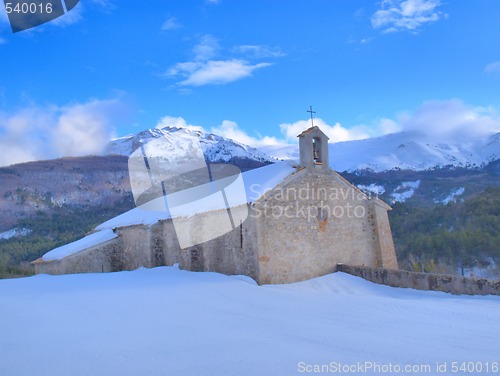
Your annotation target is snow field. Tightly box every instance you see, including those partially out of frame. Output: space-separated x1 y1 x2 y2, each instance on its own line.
1 267 499 376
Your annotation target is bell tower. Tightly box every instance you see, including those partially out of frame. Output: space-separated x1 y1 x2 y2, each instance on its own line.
297 107 329 170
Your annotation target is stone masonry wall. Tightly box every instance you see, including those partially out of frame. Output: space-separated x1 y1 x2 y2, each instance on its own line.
157 208 259 281
115 225 153 270
195 208 259 280
254 167 387 284
337 264 500 296
34 238 122 275
370 201 398 270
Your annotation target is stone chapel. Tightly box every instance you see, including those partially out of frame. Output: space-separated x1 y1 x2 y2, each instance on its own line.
33 126 398 284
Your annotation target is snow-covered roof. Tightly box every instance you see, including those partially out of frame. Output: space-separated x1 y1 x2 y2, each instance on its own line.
97 160 296 231
40 161 297 261
40 229 118 262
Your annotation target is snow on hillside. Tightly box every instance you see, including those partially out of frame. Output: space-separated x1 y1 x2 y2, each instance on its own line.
356 183 386 197
105 126 275 164
0 227 31 240
1 267 499 376
330 131 500 172
435 187 466 205
105 125 500 173
391 180 421 203
458 258 499 279
261 131 500 172
259 143 299 161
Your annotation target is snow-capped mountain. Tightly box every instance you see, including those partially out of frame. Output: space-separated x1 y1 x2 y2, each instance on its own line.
105 126 500 173
261 131 500 172
332 131 500 172
105 126 275 166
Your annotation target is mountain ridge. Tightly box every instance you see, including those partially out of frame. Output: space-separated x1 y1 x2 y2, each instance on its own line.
105 125 500 172
105 125 276 167
259 130 500 172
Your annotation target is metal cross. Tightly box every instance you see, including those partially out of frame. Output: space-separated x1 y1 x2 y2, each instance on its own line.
307 106 316 127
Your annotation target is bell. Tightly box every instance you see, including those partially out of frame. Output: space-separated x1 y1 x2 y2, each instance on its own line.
313 149 319 161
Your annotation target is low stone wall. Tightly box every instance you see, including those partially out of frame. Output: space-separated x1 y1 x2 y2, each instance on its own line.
337 264 500 296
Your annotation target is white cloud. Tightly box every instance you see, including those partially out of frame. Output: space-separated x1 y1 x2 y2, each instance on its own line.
211 118 386 146
205 99 500 146
395 99 500 140
156 116 204 132
210 120 281 147
90 0 115 11
193 35 220 61
152 114 394 148
372 0 444 33
377 117 401 134
169 59 271 86
161 16 181 31
53 99 123 156
0 98 129 167
206 0 221 4
279 119 371 143
485 61 500 74
234 45 285 58
0 108 54 166
150 99 500 154
165 35 276 87
154 116 280 147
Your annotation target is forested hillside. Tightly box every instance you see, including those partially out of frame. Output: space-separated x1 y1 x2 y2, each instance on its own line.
0 197 134 277
390 187 500 276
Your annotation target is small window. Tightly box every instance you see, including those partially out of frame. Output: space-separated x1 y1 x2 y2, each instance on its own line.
312 137 322 163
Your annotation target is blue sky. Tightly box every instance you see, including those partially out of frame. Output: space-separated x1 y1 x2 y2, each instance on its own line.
1 0 500 166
